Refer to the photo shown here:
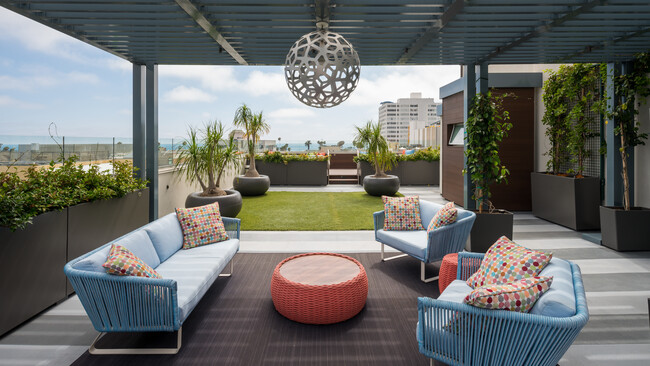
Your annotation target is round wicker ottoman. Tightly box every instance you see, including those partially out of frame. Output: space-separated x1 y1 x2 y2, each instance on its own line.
271 253 368 325
438 253 459 293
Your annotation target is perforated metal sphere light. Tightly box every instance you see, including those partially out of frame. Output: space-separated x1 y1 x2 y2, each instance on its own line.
284 30 360 108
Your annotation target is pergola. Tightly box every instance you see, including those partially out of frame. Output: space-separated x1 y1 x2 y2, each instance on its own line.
2 0 648 217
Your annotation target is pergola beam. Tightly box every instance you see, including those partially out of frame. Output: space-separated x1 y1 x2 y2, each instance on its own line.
476 0 605 64
555 26 650 62
396 0 465 64
174 0 248 65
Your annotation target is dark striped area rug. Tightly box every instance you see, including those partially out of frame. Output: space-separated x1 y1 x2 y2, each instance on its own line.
72 253 442 366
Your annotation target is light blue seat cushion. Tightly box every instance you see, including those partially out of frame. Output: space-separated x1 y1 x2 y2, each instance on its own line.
143 213 184 263
73 230 160 272
155 239 239 322
438 280 473 303
531 257 576 317
376 229 428 261
418 200 439 229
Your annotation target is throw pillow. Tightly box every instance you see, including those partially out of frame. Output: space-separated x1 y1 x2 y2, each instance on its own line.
466 236 552 288
103 244 162 278
175 202 229 249
464 276 554 312
382 195 425 231
427 201 458 232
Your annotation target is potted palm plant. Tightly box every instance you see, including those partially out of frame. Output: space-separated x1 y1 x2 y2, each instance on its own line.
600 53 650 251
353 120 399 196
464 91 514 252
531 64 604 230
232 104 272 196
175 120 243 217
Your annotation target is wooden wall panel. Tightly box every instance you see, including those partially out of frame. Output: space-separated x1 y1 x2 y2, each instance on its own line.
442 92 465 206
441 88 535 211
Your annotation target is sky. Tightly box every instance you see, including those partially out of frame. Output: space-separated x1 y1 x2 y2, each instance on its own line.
0 7 461 144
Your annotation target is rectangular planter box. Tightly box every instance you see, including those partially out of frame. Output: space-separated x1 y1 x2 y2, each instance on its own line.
0 189 149 337
287 161 328 186
469 210 514 253
600 206 650 251
531 172 601 230
359 160 439 185
66 189 149 294
255 160 287 185
0 210 67 337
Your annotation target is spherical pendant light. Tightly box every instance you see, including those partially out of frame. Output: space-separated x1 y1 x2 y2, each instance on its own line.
284 30 360 108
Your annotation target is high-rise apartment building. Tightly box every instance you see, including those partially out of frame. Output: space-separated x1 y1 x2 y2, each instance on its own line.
378 92 441 146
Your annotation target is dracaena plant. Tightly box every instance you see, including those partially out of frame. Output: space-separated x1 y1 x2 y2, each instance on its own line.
174 120 241 196
353 120 395 177
233 104 271 177
604 52 650 210
463 91 513 213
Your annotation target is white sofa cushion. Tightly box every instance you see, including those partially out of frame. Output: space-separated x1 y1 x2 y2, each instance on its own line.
376 229 427 261
73 230 160 272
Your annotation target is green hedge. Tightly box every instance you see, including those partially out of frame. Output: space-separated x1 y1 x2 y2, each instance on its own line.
0 157 147 231
353 146 440 163
256 151 329 164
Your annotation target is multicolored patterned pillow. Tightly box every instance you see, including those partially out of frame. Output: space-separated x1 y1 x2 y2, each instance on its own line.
427 202 458 232
467 236 552 288
103 244 162 278
175 202 229 249
382 195 424 231
464 276 554 312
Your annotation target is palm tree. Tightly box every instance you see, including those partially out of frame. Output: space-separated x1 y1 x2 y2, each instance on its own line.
233 104 271 177
305 140 311 151
353 120 393 177
175 121 240 196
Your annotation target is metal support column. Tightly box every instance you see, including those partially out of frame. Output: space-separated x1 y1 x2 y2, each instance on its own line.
132 64 146 181
462 64 476 210
605 63 626 207
145 63 159 221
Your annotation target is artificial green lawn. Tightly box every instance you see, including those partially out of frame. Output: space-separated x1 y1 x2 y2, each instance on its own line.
238 191 402 231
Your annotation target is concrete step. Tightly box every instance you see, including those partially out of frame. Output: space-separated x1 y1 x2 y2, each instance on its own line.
328 178 359 184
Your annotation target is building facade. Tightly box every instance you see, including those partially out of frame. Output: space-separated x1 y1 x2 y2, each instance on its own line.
378 92 441 146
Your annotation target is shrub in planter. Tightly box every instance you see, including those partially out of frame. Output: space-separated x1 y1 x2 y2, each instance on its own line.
355 147 440 185
600 52 650 251
255 152 329 186
353 120 399 196
533 64 605 230
175 121 243 217
463 91 514 252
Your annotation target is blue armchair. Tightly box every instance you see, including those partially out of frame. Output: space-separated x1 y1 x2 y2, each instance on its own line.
417 252 589 366
373 200 476 283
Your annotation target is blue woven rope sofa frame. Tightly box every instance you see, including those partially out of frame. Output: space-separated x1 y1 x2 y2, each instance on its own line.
64 215 241 355
373 200 476 282
417 252 589 366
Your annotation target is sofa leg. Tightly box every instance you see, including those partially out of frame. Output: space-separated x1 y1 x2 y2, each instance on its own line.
88 327 182 355
219 258 234 277
381 243 408 262
421 262 438 283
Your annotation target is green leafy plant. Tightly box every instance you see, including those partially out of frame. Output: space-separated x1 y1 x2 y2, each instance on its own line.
257 152 328 164
174 121 241 196
463 92 513 213
0 157 147 231
604 52 650 210
353 146 440 163
542 64 605 176
353 120 394 177
233 104 271 177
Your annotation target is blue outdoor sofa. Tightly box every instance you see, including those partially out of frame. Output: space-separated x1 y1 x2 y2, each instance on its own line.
417 251 589 366
64 213 240 355
373 199 476 282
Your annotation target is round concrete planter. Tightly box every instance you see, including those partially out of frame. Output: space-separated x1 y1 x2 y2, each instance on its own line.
185 190 242 217
233 175 270 196
363 175 400 196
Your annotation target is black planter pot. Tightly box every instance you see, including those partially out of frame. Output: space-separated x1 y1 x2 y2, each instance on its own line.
363 175 400 196
531 172 600 230
185 190 243 217
233 175 270 196
469 210 514 253
0 210 67 337
255 161 287 185
67 189 149 294
600 206 650 251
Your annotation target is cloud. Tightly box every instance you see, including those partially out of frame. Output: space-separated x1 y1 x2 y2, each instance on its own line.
106 58 132 72
0 71 99 91
0 95 42 109
66 72 100 84
266 108 315 120
163 86 216 103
